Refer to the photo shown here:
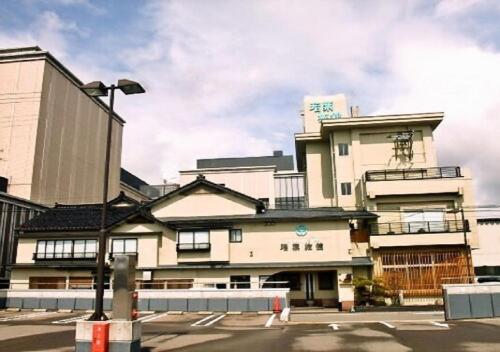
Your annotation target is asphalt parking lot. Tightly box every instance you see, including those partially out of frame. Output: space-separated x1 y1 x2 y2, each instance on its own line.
1 309 500 351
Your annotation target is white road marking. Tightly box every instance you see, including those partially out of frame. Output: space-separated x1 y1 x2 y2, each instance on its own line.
0 312 58 322
265 314 276 328
51 314 90 324
204 314 226 326
137 312 169 323
328 323 340 330
430 321 449 328
379 321 395 329
191 314 215 326
412 311 444 315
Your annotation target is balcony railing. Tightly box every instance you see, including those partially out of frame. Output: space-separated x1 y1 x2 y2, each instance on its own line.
365 166 462 182
176 243 211 252
33 252 97 260
108 252 138 260
369 220 468 236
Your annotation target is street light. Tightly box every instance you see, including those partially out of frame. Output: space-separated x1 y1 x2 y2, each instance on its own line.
81 79 145 321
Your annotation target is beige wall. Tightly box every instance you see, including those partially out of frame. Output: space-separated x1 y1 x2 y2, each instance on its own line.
305 142 334 207
151 187 257 218
0 56 123 205
0 60 45 199
473 221 500 267
31 61 122 205
179 167 275 205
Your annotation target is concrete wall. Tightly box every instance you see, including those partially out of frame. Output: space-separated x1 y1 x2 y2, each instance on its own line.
31 61 122 205
0 60 45 199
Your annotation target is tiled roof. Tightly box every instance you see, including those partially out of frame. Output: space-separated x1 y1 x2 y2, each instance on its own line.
18 193 141 232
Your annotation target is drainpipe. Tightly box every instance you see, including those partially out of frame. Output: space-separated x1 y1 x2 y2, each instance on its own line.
329 132 339 207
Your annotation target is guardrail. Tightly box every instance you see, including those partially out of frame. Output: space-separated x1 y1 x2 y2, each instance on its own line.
176 243 211 251
9 280 290 290
365 166 462 182
369 220 467 235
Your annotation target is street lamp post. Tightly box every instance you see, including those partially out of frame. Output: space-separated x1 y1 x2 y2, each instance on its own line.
81 79 145 321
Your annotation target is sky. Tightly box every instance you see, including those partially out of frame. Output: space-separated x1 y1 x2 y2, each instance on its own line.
0 0 499 204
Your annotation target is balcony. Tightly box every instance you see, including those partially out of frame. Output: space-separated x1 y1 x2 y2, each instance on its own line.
176 242 211 252
365 166 462 181
364 167 465 198
33 252 97 260
369 220 469 248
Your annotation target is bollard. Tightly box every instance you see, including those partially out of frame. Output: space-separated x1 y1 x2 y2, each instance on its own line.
91 322 109 352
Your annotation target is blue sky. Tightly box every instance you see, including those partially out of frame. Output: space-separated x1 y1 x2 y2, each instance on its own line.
1 0 499 203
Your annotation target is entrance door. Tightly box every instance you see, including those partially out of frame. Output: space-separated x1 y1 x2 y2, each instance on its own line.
305 273 314 301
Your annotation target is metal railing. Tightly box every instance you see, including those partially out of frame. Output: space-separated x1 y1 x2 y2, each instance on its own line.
365 166 462 182
9 279 290 290
32 252 97 260
369 220 468 235
176 243 211 251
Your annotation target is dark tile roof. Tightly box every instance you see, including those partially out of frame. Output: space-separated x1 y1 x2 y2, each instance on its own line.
18 192 142 233
160 207 377 229
120 168 149 191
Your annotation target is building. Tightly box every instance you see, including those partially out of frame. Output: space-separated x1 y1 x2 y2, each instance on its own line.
473 217 500 277
0 46 141 205
9 94 477 308
0 191 46 287
295 94 476 303
120 168 151 203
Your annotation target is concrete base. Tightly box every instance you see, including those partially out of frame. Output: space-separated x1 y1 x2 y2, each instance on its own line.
75 320 141 352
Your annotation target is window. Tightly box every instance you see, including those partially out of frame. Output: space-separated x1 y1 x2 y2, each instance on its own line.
318 271 335 290
165 279 193 289
35 239 97 259
230 275 250 289
402 209 445 233
112 238 137 254
177 230 210 250
340 182 352 195
338 143 349 156
229 229 242 243
68 277 93 289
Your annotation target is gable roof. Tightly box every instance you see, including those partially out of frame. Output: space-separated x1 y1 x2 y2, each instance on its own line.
18 192 145 233
146 174 265 211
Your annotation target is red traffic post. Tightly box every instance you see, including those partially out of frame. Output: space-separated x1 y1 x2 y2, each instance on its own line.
272 296 282 314
92 322 110 352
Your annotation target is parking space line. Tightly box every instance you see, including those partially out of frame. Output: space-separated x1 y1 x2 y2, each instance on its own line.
0 312 58 322
430 321 449 328
52 314 90 324
191 314 215 326
265 314 276 328
204 314 226 326
138 312 168 323
379 321 395 329
328 323 340 330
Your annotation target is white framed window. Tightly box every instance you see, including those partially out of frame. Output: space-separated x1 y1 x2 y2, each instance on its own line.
35 239 97 259
338 143 349 156
112 238 138 254
177 230 210 250
340 182 352 195
229 229 242 243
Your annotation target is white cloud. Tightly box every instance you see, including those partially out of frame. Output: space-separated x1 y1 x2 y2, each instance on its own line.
2 0 500 203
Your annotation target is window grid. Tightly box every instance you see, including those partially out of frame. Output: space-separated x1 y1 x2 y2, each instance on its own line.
338 143 349 156
229 229 242 243
35 239 97 259
340 182 352 195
